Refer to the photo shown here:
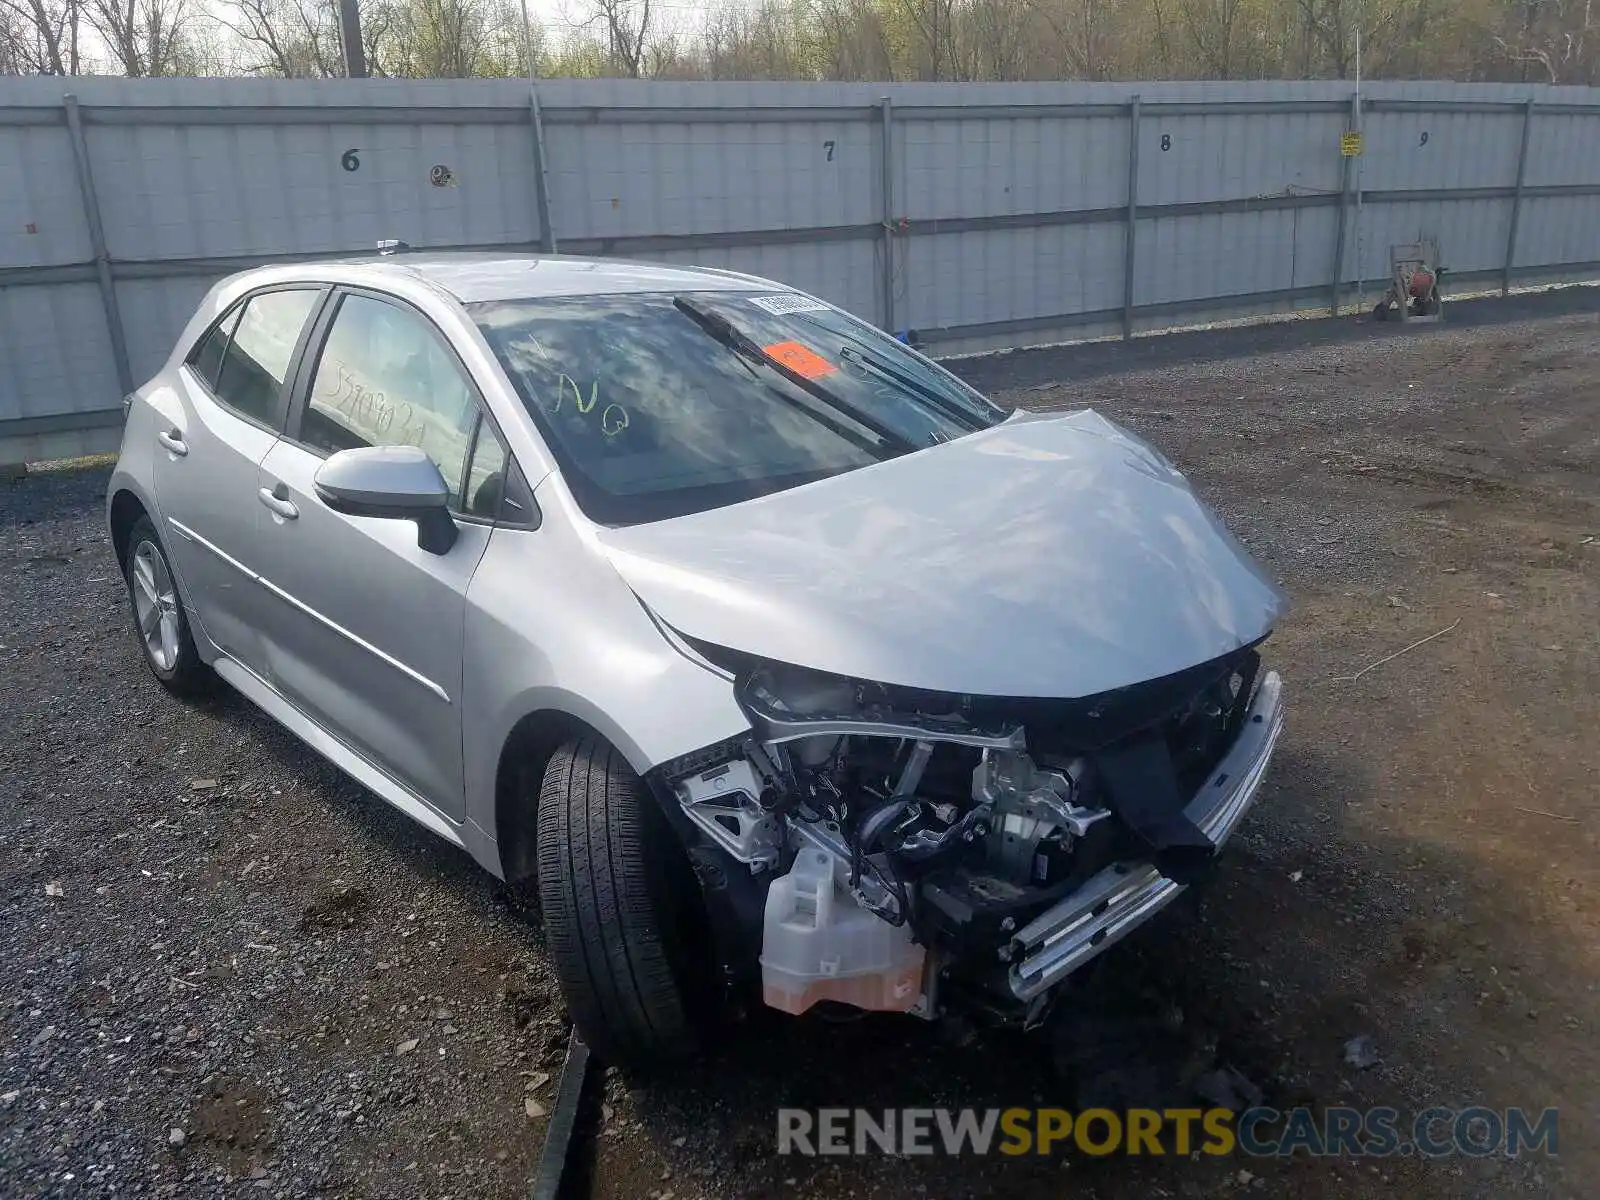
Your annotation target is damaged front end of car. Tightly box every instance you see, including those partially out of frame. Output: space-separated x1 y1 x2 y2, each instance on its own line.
600 407 1290 1029
647 645 1284 1029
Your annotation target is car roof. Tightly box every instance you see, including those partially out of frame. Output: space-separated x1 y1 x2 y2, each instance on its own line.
247 252 776 304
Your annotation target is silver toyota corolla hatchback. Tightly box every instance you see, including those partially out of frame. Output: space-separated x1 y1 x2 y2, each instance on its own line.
109 252 1286 1066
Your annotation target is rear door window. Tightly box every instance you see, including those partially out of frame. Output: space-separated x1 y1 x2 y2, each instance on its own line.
209 289 320 429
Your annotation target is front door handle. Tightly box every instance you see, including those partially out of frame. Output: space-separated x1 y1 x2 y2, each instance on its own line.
157 430 188 457
258 486 299 521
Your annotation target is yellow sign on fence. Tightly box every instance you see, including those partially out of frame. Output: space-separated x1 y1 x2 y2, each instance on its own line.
1341 131 1365 157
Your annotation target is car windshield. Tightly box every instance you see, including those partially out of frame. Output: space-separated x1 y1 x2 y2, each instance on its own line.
470 290 1005 525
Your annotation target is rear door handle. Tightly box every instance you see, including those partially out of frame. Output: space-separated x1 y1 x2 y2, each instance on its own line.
157 430 188 457
257 486 299 521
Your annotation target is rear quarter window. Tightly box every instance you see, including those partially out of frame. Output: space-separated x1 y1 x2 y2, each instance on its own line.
186 303 243 390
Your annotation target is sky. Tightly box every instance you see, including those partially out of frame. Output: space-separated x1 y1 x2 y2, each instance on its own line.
526 0 717 37
45 0 721 74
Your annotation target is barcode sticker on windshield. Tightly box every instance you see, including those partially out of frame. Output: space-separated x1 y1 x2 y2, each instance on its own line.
748 294 830 315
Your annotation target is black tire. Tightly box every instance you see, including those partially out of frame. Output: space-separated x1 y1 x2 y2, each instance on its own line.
536 735 717 1067
122 515 212 698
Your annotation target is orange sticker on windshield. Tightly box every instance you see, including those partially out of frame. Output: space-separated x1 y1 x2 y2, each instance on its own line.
762 340 838 380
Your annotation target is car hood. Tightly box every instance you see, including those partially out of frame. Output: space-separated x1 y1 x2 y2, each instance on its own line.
597 409 1288 699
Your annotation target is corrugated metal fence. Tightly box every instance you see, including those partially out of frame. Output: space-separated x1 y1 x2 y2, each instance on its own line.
3 76 1599 465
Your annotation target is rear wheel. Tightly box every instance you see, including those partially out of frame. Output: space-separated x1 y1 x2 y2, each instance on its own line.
123 516 212 697
536 735 717 1067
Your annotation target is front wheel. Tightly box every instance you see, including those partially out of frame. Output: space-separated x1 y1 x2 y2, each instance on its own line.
536 735 718 1068
123 515 212 697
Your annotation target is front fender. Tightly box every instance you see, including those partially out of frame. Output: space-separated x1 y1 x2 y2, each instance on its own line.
461 496 751 876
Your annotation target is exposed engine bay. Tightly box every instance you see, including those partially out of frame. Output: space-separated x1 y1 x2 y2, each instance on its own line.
652 644 1282 1027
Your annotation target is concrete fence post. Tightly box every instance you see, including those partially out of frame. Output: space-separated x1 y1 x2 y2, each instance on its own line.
1122 95 1141 341
63 93 133 398
878 96 896 334
528 85 558 254
1503 98 1535 297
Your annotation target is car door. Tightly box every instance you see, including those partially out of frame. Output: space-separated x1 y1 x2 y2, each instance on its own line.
249 289 507 820
151 286 323 674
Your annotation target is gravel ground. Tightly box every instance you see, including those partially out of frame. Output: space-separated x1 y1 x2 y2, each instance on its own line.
3 290 1597 1198
1 472 568 1197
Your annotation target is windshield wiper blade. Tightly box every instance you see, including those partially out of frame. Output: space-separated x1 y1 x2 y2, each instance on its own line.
834 342 990 432
673 296 919 456
673 295 767 364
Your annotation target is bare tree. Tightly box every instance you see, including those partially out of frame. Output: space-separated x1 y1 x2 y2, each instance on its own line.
0 1 26 69
811 0 896 80
86 0 195 75
387 0 495 76
6 0 1589 85
1180 0 1246 76
1293 0 1357 76
576 0 650 76
223 0 344 75
0 0 83 73
1498 0 1597 81
703 0 807 80
335 0 363 73
899 0 960 79
965 0 1033 79
1028 0 1123 78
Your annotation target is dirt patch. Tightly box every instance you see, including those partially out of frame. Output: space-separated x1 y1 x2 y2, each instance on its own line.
187 1074 271 1174
296 885 372 934
501 969 561 1034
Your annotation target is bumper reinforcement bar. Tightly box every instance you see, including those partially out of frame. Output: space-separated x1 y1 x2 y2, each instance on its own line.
1007 671 1285 1001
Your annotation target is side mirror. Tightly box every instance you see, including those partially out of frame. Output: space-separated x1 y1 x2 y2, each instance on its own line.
314 446 458 555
